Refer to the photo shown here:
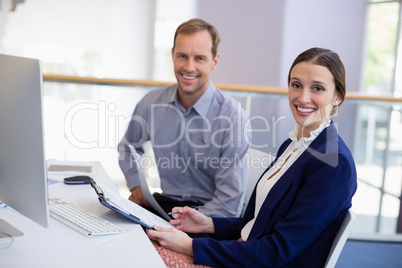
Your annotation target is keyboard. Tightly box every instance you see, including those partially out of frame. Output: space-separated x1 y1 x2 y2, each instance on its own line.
48 197 127 237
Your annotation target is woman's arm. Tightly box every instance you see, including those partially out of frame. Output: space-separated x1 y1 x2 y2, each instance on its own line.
147 225 194 256
193 152 357 267
146 206 215 256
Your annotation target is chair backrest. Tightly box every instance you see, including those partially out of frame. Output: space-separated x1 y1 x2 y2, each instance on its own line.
241 148 273 216
324 210 356 268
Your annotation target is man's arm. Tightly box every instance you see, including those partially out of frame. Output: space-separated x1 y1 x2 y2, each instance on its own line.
118 132 144 191
197 140 249 217
198 106 251 217
118 100 150 197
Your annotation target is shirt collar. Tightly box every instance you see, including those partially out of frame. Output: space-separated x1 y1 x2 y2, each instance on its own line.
289 119 331 149
168 86 179 106
192 81 215 117
168 81 215 117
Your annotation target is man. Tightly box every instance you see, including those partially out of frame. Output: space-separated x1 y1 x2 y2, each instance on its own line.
118 18 250 217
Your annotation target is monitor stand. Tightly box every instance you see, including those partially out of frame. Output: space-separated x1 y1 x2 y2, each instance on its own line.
0 218 24 241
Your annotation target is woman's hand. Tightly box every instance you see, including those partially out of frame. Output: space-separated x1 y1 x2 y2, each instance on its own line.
169 206 215 234
147 225 193 256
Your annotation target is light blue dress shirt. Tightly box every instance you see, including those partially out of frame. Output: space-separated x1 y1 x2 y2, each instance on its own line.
118 81 250 217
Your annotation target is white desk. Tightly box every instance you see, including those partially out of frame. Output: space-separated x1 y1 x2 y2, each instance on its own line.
0 161 166 268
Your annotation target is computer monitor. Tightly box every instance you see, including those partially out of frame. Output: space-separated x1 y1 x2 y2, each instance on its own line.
0 53 49 237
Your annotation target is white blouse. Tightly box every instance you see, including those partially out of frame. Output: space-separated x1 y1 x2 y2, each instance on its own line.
240 120 331 240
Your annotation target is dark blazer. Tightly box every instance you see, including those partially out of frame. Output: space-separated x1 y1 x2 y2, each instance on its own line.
193 122 357 267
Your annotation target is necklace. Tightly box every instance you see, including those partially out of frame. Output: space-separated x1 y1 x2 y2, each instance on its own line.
266 148 297 180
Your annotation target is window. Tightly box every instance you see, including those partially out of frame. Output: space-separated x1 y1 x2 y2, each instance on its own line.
355 0 402 234
364 1 401 96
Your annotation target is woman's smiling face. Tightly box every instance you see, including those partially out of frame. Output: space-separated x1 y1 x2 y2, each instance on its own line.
288 61 341 139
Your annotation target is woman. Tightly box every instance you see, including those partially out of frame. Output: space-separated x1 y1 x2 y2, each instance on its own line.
147 47 358 267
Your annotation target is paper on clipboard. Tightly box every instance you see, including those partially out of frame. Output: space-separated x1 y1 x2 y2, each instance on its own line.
130 141 171 221
93 182 172 229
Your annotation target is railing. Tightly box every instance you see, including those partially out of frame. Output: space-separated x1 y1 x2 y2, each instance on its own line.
43 74 402 103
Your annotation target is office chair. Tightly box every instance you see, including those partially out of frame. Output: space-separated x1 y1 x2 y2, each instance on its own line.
241 148 273 216
324 210 356 268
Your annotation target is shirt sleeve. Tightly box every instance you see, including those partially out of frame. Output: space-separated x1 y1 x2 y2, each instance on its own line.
197 110 251 217
118 101 149 191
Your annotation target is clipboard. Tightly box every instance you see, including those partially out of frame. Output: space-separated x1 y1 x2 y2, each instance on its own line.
89 179 172 230
133 141 171 221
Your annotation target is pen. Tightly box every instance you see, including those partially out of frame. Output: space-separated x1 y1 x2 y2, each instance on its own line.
0 201 8 208
168 206 199 215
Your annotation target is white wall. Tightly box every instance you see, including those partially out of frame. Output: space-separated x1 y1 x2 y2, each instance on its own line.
280 0 367 92
196 0 367 92
195 0 367 152
2 0 156 79
196 0 286 86
0 0 12 51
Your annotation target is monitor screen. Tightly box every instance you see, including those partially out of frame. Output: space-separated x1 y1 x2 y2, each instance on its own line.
0 53 49 236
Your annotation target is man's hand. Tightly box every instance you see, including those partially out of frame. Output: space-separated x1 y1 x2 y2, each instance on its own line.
128 186 150 207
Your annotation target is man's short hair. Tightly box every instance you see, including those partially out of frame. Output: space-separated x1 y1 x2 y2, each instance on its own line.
173 18 220 58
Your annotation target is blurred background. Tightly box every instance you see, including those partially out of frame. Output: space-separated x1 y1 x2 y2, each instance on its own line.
1 0 401 240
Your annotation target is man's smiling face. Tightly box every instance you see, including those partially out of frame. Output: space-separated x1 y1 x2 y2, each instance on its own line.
172 30 219 107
